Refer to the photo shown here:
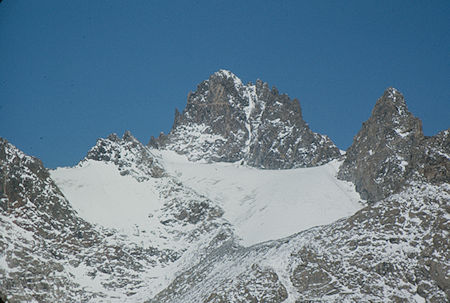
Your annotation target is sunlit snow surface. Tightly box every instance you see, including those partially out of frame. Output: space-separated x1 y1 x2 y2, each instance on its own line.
155 150 364 246
52 152 363 247
52 161 161 232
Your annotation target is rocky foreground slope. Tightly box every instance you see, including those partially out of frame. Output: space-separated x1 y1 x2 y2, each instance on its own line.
149 182 449 303
0 71 449 302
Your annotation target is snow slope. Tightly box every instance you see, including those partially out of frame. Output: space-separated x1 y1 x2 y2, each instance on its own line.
51 160 161 233
155 150 364 246
49 157 235 301
52 150 363 248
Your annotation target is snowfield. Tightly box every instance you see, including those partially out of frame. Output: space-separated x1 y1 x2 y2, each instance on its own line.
156 150 364 246
51 160 161 233
52 151 364 247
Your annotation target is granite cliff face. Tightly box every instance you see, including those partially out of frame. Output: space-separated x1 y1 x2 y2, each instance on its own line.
419 128 450 183
338 88 449 202
150 70 340 169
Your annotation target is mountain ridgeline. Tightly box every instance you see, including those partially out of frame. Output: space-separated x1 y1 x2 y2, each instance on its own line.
149 70 341 169
0 70 449 302
150 70 449 201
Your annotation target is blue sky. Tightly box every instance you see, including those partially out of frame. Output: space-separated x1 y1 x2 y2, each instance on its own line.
1 1 449 168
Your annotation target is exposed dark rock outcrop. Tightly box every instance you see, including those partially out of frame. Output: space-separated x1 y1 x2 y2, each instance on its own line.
338 87 449 202
150 70 340 169
0 138 99 301
416 128 450 184
0 137 84 227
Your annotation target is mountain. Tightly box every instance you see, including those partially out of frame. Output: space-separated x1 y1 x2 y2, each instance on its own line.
338 87 449 202
1 135 235 302
85 131 165 181
147 85 449 302
149 70 341 169
1 71 449 302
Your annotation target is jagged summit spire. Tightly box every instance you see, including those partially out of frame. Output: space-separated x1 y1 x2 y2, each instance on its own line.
372 87 409 119
122 130 139 143
382 87 403 103
149 71 340 169
209 69 244 88
338 88 424 201
106 131 139 144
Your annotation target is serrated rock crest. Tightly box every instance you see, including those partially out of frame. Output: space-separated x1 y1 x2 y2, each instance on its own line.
86 131 165 180
151 70 340 168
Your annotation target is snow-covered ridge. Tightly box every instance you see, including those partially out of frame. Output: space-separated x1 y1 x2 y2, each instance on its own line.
214 69 244 88
84 131 165 181
1 136 236 302
48 135 365 299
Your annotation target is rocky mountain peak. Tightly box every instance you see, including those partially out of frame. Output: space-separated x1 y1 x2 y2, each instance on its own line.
86 131 165 181
211 69 244 87
122 130 139 143
2 78 449 302
370 87 420 133
338 88 429 201
378 87 406 108
1 138 49 211
104 131 139 144
150 70 340 168
0 137 85 228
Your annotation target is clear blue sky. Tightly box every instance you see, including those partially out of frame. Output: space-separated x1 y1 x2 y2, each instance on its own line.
1 1 449 168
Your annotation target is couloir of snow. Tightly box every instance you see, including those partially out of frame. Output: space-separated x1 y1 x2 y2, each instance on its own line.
155 150 364 246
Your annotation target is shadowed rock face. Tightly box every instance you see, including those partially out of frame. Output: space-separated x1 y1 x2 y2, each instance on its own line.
338 88 449 202
0 138 75 220
338 88 423 201
150 70 340 169
416 128 450 184
0 138 101 302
